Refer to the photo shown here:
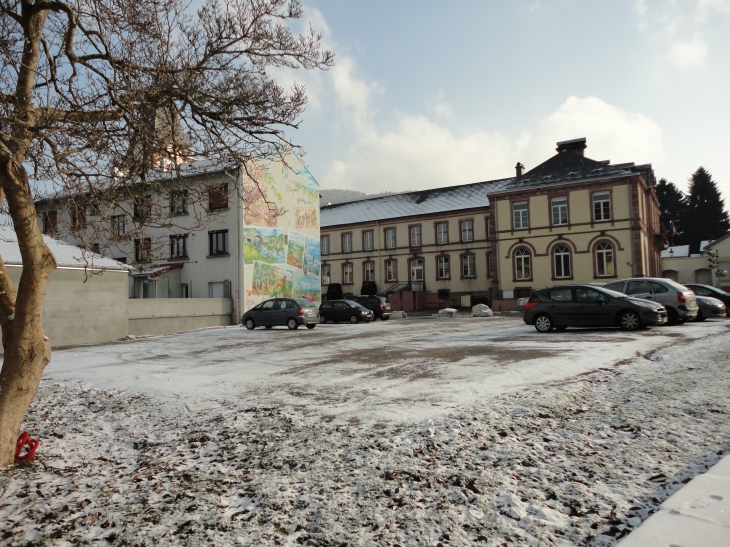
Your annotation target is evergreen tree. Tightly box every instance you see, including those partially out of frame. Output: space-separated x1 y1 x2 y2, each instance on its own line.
682 167 730 253
655 178 688 245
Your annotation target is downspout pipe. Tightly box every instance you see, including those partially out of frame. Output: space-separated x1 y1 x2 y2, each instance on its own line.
628 178 636 277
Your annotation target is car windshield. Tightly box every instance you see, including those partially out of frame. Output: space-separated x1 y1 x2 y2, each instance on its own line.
294 299 317 308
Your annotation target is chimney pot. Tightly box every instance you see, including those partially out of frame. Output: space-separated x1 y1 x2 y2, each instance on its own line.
515 162 525 178
556 137 587 157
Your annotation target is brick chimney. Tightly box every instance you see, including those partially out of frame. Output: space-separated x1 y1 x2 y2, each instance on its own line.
515 162 524 178
556 137 587 156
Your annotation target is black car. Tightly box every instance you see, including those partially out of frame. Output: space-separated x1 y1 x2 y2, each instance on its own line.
683 284 730 307
523 285 668 332
242 298 319 330
353 295 392 320
319 300 375 324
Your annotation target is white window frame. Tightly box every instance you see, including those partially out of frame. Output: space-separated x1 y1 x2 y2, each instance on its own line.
551 197 568 226
386 260 397 282
462 254 475 278
321 235 330 256
363 231 373 252
593 192 611 222
513 202 528 230
595 242 614 277
343 263 353 284
321 264 330 285
342 233 352 253
515 248 531 280
385 228 396 249
437 256 449 279
410 225 421 247
460 220 474 243
553 245 571 279
436 222 448 244
364 261 375 282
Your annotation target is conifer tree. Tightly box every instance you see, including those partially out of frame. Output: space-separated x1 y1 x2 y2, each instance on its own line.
682 167 730 253
655 178 688 245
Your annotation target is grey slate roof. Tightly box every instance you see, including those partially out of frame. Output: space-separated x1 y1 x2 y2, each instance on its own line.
320 179 512 228
490 150 638 195
0 225 129 271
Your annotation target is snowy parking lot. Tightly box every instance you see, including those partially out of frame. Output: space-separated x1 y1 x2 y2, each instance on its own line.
2 316 730 546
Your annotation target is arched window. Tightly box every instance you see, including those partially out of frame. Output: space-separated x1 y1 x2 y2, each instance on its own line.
595 242 614 277
515 247 531 280
553 245 571 278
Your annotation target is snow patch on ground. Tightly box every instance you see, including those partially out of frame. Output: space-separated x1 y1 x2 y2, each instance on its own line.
1 324 730 545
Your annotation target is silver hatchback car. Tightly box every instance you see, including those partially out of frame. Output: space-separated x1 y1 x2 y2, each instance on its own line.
604 278 698 325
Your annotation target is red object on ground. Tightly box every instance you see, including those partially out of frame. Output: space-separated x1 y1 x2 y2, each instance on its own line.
15 431 40 463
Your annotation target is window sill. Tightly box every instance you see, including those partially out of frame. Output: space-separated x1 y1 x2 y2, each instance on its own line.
167 257 190 261
593 219 612 223
437 277 451 281
171 212 189 217
208 207 230 212
207 253 230 258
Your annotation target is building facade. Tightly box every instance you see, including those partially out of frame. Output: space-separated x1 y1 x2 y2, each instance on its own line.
321 138 665 311
36 146 322 322
490 138 665 309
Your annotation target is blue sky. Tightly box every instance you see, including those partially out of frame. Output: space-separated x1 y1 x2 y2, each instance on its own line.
275 0 730 199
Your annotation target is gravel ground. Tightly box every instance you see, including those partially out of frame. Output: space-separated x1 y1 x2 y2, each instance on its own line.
1 326 730 546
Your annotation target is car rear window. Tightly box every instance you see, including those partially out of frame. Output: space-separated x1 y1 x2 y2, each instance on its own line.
548 288 573 302
295 299 317 308
662 279 692 292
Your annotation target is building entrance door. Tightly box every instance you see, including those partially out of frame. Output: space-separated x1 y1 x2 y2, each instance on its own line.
411 259 424 291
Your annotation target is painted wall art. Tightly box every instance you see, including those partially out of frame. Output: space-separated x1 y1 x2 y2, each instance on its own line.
242 144 321 311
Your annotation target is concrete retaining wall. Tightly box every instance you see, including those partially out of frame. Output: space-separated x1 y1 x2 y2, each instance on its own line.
4 265 129 350
128 298 232 336
1 266 232 352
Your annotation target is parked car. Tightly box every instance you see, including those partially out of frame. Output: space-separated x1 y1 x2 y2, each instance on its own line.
694 295 727 322
603 278 698 325
683 284 730 308
242 298 319 330
353 295 392 320
319 300 375 324
524 285 668 333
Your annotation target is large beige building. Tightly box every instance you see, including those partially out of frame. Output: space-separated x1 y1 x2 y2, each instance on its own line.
320 138 665 311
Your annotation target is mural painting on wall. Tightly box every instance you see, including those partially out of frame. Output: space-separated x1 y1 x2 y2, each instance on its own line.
243 227 285 264
293 272 321 301
287 230 306 269
242 145 321 310
295 207 317 228
252 262 293 297
303 235 321 276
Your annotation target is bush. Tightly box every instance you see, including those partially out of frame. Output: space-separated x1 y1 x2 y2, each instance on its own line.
326 283 343 300
361 281 377 296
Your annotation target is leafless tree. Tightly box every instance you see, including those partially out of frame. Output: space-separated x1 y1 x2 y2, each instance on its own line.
0 0 333 467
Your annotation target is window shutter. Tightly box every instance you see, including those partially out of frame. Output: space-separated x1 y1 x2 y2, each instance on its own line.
223 280 231 298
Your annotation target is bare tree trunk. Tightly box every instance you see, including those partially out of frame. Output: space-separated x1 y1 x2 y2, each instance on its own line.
0 161 56 467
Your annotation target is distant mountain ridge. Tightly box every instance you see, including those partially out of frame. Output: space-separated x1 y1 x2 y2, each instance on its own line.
319 189 396 206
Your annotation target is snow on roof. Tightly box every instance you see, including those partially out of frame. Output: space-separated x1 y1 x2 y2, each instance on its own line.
0 225 129 271
661 245 689 258
320 179 511 227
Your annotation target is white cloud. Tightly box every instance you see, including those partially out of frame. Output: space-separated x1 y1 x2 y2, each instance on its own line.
321 69 665 192
668 38 708 68
424 91 452 119
697 0 730 14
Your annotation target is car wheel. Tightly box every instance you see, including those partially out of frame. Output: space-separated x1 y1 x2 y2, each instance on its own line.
244 318 256 330
349 315 359 324
534 314 553 333
695 310 706 322
556 326 567 331
380 315 389 321
287 318 299 330
666 308 679 326
619 310 641 331
319 315 327 324
265 326 273 330
306 324 316 329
